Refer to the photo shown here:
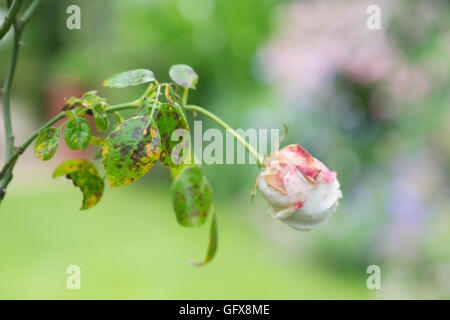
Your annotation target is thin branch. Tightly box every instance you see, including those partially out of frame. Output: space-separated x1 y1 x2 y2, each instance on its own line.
17 0 41 30
1 23 23 196
0 0 43 201
0 0 23 41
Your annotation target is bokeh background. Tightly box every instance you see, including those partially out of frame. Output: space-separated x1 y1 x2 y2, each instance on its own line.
1 0 450 299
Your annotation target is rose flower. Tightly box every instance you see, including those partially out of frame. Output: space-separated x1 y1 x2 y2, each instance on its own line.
257 144 342 230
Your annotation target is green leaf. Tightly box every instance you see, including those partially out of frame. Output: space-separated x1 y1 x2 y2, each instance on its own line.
191 212 218 267
102 69 155 88
82 90 105 105
155 103 190 167
62 96 86 111
64 106 87 118
64 117 92 150
169 64 198 89
171 165 212 227
93 104 109 132
102 116 161 187
34 127 60 161
53 159 105 210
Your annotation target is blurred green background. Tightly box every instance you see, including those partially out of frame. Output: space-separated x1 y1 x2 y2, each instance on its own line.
1 0 450 299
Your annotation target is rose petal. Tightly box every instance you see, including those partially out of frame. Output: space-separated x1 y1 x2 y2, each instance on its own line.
276 144 320 180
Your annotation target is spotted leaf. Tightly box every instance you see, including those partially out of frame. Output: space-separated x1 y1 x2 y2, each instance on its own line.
34 127 60 161
62 96 85 111
102 69 155 88
53 159 104 210
64 117 92 150
93 104 109 132
171 165 212 227
155 103 190 168
169 64 198 89
164 84 183 106
102 116 161 187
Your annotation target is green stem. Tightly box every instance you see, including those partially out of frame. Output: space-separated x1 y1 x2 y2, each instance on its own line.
144 84 161 129
0 112 65 183
0 0 50 202
17 0 41 29
184 105 264 167
149 85 161 118
182 87 189 105
107 101 140 112
0 23 23 197
0 0 23 40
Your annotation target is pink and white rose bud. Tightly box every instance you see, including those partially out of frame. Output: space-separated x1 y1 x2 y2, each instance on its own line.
257 144 342 231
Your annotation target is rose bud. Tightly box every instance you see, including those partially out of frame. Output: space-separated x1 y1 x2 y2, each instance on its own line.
257 144 342 231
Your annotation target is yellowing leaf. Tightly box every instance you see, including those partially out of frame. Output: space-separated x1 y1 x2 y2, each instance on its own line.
102 116 161 187
53 159 104 210
34 127 60 161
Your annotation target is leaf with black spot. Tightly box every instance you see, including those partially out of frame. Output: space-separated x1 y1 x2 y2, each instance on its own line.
102 116 161 187
62 96 86 111
53 159 104 210
34 127 60 161
164 84 183 106
64 117 92 150
155 103 190 168
102 69 155 88
92 104 109 132
171 165 212 227
191 211 218 266
169 64 198 89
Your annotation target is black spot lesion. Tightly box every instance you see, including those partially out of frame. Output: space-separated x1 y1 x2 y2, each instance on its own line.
128 140 150 166
132 126 143 138
140 116 148 124
120 145 131 156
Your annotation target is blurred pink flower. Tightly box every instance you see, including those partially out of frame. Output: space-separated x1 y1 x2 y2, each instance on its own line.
260 1 396 93
259 0 437 104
